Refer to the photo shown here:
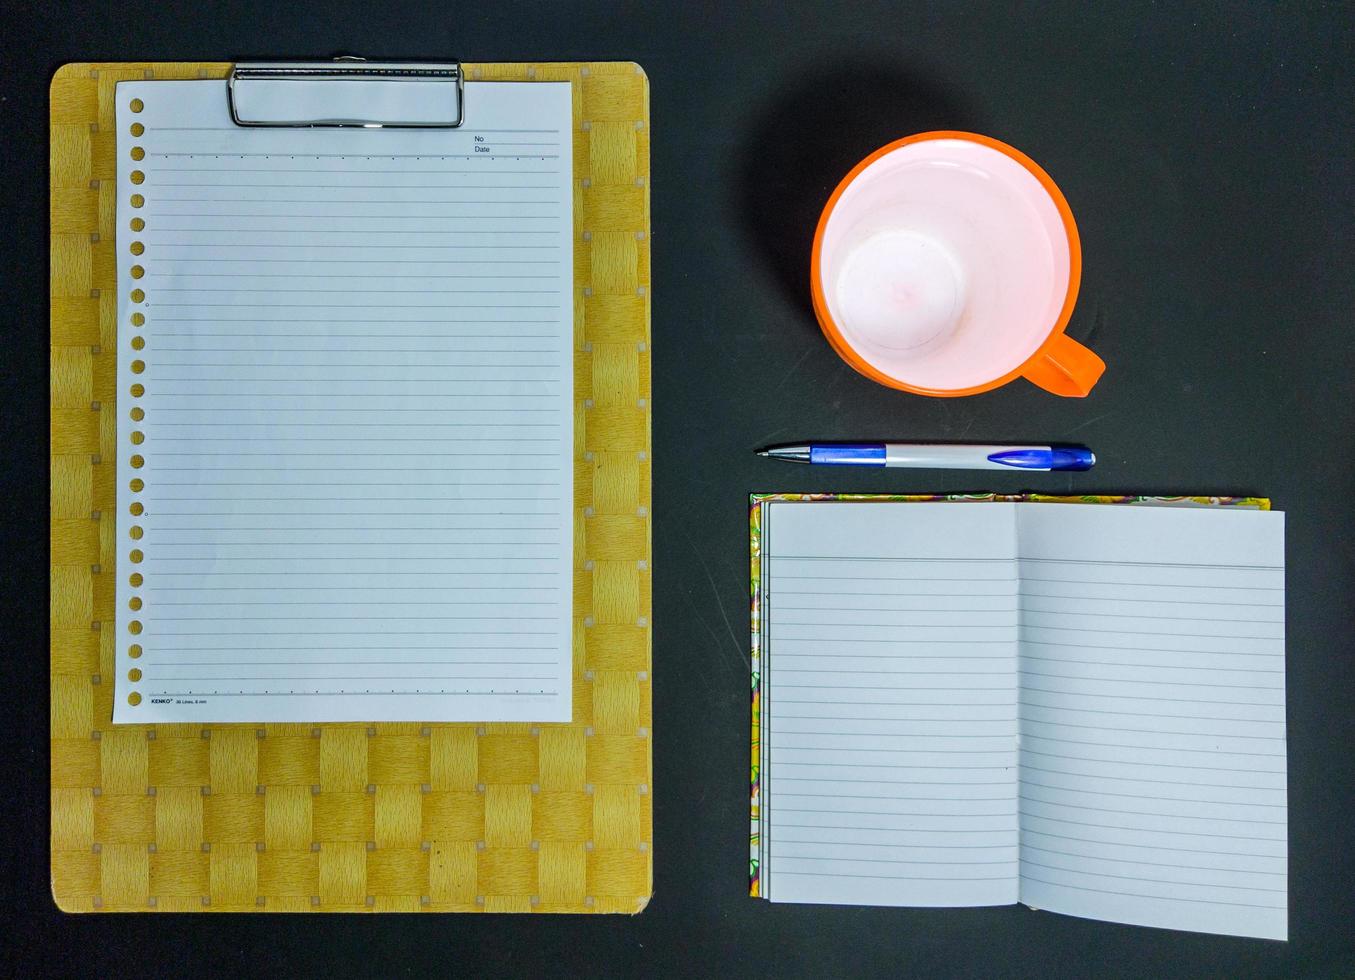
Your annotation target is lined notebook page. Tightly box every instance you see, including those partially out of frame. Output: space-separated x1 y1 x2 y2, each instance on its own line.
113 80 574 723
1015 505 1287 939
761 502 1021 906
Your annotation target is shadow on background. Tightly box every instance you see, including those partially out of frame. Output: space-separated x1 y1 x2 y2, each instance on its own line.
735 65 981 330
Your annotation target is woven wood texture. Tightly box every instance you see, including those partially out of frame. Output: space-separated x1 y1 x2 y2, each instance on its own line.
50 61 651 912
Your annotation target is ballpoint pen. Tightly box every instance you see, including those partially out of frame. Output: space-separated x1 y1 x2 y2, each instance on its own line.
757 442 1095 471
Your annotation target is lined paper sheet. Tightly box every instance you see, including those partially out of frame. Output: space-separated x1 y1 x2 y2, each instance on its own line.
113 80 574 723
756 498 1287 937
761 502 1021 906
1015 505 1288 939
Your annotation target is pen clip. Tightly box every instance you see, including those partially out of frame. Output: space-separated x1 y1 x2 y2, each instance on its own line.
988 447 1095 471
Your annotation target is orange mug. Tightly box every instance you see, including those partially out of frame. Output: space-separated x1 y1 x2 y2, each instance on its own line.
811 132 1104 397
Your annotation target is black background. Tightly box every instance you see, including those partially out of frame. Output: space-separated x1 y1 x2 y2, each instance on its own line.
6 1 1355 976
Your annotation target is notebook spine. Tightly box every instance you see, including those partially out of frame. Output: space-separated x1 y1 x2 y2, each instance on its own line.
125 96 149 708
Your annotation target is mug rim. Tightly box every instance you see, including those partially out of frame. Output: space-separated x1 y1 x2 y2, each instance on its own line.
810 131 1083 397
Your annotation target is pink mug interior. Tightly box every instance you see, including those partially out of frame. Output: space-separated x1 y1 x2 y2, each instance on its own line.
815 134 1078 394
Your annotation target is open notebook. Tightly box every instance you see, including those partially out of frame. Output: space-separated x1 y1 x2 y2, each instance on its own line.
113 78 574 723
750 495 1287 940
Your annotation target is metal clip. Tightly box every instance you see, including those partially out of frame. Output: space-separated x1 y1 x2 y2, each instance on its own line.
228 57 464 128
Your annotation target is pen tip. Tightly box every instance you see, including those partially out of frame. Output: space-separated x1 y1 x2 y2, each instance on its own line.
756 450 770 457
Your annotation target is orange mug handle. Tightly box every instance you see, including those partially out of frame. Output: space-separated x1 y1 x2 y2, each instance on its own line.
1022 334 1105 397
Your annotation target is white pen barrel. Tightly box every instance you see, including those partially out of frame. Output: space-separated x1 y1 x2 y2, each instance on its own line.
883 443 1048 470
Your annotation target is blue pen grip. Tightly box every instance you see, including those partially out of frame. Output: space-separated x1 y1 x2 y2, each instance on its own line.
810 444 887 466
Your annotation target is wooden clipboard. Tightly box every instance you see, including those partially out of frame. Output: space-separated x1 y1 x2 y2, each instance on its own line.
50 60 651 912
